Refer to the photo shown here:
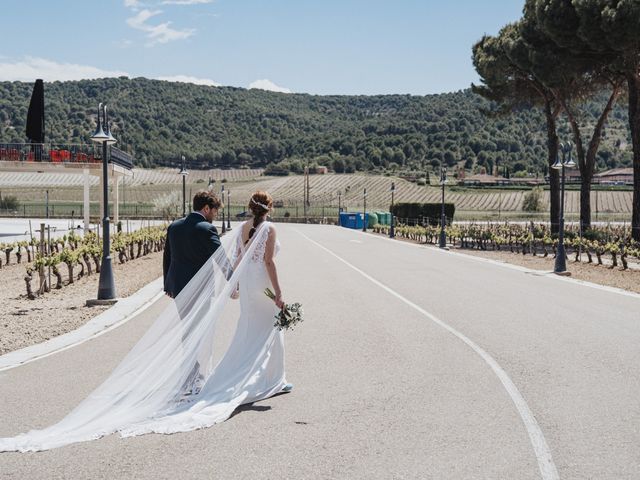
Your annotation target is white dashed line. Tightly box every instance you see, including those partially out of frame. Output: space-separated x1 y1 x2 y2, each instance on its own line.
297 228 559 480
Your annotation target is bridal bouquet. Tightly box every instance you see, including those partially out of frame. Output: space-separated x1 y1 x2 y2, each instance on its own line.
264 288 304 331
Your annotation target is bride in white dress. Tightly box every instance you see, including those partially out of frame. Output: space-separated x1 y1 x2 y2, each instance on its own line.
0 191 290 452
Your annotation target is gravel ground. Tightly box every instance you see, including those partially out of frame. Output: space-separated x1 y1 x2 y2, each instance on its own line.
371 232 640 296
458 248 640 294
0 251 163 355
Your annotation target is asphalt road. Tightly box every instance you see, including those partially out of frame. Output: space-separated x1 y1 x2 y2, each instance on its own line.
1 223 639 479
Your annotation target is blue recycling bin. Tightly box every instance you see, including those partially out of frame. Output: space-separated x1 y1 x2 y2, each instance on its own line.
339 212 368 229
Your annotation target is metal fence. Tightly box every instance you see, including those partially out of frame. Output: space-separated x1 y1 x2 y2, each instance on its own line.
0 143 133 169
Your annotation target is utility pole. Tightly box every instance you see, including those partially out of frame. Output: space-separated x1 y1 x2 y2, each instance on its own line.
304 165 310 222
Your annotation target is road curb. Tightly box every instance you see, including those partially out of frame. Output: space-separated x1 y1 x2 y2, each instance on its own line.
0 276 164 372
357 228 640 300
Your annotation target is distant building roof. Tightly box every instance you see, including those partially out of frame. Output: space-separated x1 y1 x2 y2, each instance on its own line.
594 168 633 178
463 174 508 184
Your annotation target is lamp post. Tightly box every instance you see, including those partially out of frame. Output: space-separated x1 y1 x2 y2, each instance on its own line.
390 182 395 238
179 155 188 217
91 103 117 301
226 189 231 230
221 184 226 234
362 188 367 232
551 141 576 274
337 190 342 225
439 165 447 249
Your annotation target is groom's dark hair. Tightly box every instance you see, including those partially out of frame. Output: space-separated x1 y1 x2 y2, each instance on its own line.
193 191 222 211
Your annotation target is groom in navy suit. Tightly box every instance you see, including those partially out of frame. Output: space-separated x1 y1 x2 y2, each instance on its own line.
163 191 224 298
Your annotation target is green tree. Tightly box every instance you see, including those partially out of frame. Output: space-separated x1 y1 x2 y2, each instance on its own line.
524 0 623 232
472 23 563 231
558 0 640 238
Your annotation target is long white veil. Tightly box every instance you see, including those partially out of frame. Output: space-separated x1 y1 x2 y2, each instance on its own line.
0 222 271 452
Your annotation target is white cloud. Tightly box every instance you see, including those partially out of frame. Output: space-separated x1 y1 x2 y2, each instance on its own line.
0 57 129 82
157 75 219 86
161 0 214 4
126 8 161 28
126 9 195 46
248 79 291 94
113 39 134 48
124 0 141 8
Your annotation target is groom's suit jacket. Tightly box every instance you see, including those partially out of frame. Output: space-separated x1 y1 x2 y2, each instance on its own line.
163 212 222 297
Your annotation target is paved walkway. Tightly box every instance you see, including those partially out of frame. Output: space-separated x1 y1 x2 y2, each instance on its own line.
1 223 639 479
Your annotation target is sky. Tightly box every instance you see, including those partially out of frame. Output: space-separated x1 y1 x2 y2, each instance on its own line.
0 0 524 96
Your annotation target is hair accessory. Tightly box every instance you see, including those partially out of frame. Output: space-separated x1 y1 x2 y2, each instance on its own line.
250 197 270 211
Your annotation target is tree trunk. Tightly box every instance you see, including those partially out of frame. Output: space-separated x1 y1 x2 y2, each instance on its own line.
66 263 74 284
25 271 36 299
545 100 561 234
628 74 640 241
83 254 93 275
563 84 620 232
92 254 101 273
580 173 593 231
52 265 63 289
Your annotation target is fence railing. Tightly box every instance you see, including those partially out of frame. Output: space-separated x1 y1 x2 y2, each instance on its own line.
1 202 637 232
0 143 133 169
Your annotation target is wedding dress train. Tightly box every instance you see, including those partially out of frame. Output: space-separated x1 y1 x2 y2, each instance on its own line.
0 222 286 452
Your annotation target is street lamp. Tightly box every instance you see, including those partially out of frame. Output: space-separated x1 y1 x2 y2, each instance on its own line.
362 187 367 232
439 165 448 249
551 141 576 274
390 182 396 238
337 190 342 225
221 184 226 234
91 103 117 301
179 155 188 217
226 189 231 230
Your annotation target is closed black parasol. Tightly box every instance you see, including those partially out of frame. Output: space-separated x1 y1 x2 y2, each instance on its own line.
26 79 45 144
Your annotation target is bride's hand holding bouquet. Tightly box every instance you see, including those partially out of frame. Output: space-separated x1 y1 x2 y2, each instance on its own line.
264 288 303 331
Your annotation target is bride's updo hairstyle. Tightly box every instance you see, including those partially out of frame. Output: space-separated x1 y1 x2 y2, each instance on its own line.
247 191 273 242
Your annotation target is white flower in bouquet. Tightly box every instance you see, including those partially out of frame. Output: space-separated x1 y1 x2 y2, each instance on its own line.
264 288 304 331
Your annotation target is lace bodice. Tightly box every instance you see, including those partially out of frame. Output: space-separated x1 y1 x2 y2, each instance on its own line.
237 222 279 263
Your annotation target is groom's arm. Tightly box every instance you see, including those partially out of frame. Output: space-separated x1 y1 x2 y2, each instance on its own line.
204 224 222 257
163 225 172 293
204 224 233 280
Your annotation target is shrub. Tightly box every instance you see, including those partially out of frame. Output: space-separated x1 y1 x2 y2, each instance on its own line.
522 187 543 212
391 202 455 226
0 195 19 210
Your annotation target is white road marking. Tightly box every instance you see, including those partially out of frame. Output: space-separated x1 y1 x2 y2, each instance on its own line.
297 229 560 480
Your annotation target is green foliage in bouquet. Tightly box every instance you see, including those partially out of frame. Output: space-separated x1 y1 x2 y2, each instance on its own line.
264 288 304 331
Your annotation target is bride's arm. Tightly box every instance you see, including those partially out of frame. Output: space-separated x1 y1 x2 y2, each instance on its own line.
264 227 284 309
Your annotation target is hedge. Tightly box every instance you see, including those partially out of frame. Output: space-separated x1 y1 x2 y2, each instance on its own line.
390 203 455 226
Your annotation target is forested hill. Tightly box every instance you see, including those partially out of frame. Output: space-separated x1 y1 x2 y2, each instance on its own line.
0 77 631 174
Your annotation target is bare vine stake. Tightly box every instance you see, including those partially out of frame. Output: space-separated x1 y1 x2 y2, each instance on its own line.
38 223 45 295
47 225 51 290
28 219 34 262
